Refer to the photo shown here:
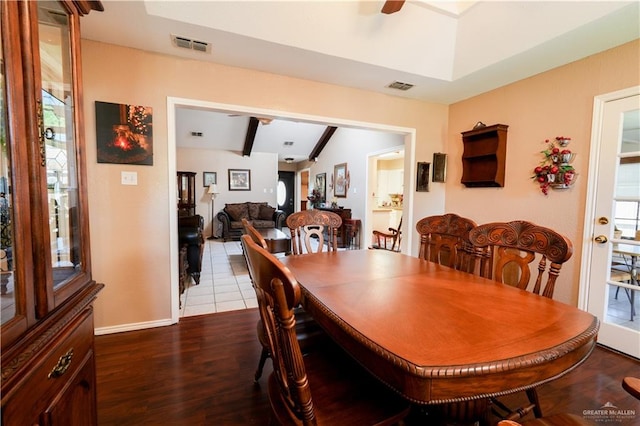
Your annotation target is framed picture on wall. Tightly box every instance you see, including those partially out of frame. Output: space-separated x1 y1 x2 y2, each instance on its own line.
416 162 430 192
333 163 348 197
203 171 217 187
432 153 447 183
95 101 154 165
228 169 251 191
315 173 326 204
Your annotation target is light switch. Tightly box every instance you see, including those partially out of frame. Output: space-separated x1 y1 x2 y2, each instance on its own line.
121 171 138 185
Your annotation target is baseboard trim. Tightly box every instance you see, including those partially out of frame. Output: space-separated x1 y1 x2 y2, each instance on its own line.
95 318 176 335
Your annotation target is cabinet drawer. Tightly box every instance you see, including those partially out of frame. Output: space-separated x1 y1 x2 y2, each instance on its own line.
2 308 96 425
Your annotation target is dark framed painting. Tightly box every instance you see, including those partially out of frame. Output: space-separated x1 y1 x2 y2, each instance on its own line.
95 101 153 165
228 169 251 191
203 171 217 187
432 153 447 183
333 163 348 198
315 173 326 204
416 162 430 192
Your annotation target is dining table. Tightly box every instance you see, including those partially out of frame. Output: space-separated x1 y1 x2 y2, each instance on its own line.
279 249 599 407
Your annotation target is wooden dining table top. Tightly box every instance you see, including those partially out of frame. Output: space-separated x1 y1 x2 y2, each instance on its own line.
280 249 599 404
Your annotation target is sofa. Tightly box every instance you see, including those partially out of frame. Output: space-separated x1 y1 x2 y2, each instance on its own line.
217 202 285 241
178 215 204 284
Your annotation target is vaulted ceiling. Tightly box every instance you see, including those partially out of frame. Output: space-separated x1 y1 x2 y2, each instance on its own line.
81 1 640 161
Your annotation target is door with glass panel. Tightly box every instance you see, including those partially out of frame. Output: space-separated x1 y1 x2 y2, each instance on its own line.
585 89 640 358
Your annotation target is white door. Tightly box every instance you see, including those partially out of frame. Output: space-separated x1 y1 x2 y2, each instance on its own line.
582 88 640 358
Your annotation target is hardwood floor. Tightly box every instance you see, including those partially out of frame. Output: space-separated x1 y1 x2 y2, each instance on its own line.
95 309 640 425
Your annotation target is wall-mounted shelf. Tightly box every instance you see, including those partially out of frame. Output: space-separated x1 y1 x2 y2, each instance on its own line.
461 124 508 187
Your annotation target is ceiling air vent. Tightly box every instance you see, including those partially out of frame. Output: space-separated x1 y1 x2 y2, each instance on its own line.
387 81 414 91
171 35 211 54
283 141 294 146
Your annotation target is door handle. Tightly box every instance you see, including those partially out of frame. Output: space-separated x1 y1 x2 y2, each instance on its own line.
594 235 608 244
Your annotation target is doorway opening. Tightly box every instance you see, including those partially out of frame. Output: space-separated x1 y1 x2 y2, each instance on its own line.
168 98 415 322
366 148 406 251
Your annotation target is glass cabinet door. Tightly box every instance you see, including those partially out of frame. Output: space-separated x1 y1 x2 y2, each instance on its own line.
37 1 85 303
0 15 15 326
1 0 99 349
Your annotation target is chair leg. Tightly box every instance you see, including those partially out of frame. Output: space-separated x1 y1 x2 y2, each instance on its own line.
526 388 543 418
254 347 270 382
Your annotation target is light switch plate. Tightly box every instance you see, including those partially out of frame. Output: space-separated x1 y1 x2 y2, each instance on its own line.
121 171 138 185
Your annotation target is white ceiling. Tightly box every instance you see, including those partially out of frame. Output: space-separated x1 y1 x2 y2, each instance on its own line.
81 1 640 162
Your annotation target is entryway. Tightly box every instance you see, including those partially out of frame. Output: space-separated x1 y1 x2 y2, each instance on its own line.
582 86 640 358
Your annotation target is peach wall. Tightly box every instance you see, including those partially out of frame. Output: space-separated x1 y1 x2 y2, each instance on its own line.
82 40 449 331
446 40 640 305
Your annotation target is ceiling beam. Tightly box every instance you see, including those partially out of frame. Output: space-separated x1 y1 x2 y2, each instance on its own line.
308 126 337 161
381 0 405 14
242 117 259 157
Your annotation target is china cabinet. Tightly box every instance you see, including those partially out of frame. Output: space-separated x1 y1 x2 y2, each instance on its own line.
177 171 196 216
461 124 508 187
1 1 103 425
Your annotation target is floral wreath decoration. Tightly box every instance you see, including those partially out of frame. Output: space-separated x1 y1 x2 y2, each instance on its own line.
532 136 576 195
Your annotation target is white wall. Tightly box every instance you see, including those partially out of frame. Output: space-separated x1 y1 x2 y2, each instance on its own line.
177 148 278 236
302 127 404 222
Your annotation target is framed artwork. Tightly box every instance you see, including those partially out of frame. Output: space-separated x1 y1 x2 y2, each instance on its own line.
315 173 326 204
432 153 447 183
416 162 430 192
203 171 217 187
95 101 153 165
333 163 348 198
228 169 251 191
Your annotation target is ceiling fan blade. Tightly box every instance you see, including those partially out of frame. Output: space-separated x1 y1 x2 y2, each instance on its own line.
381 0 405 14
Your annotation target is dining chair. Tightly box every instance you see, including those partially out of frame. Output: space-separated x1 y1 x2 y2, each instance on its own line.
242 218 268 249
286 209 342 254
371 216 402 252
241 234 411 425
609 267 635 320
469 220 574 422
415 213 477 272
469 220 573 298
240 232 322 382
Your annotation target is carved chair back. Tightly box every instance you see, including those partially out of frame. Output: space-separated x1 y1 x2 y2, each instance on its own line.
469 220 573 298
416 213 477 272
469 221 573 421
241 218 268 250
372 216 403 252
241 234 317 423
286 210 342 255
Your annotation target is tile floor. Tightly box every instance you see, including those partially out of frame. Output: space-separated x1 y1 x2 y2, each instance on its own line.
179 238 257 317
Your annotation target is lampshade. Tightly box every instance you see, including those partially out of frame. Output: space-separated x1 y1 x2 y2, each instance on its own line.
208 184 219 194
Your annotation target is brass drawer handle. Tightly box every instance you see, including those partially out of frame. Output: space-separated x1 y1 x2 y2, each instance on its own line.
48 349 74 379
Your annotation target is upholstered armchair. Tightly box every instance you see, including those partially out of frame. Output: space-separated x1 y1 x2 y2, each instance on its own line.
178 215 204 284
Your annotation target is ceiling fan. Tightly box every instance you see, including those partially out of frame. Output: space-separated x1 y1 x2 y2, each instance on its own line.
381 0 405 14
